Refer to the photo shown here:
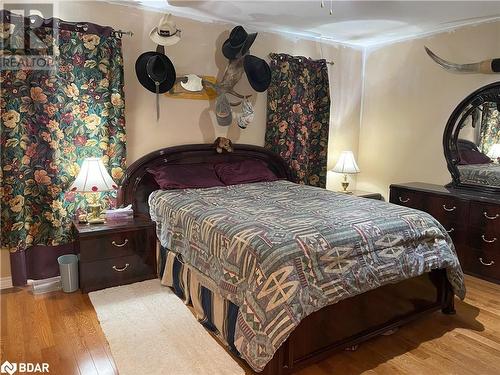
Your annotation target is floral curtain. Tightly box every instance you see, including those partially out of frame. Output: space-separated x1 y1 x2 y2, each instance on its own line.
265 53 330 188
1 12 126 285
479 102 500 155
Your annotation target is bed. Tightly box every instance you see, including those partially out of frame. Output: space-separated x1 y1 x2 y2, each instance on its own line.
458 162 500 188
119 143 465 375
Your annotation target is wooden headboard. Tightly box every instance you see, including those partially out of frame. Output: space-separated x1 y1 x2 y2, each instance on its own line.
118 143 293 219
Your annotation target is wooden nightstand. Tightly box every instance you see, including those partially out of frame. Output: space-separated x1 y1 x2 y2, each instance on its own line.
73 218 157 293
350 190 383 200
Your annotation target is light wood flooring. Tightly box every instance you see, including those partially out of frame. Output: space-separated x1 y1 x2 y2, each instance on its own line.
1 275 500 375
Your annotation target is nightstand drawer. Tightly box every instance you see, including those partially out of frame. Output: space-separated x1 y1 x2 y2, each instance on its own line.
80 254 157 292
79 229 149 262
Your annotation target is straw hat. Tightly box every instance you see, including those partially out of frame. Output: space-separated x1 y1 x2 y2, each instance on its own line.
150 14 181 47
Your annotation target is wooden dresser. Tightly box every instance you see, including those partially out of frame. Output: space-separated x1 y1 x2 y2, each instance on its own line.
389 182 500 284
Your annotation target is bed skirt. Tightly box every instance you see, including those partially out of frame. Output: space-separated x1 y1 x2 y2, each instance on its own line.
159 246 240 355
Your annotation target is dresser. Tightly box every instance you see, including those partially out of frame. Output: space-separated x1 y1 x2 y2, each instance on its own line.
74 218 157 292
389 182 500 284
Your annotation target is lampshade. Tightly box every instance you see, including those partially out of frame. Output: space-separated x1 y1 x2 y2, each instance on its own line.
332 151 360 174
69 158 118 193
488 144 500 159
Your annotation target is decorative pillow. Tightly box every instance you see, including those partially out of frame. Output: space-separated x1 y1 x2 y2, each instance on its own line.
147 163 224 189
458 149 492 165
215 159 278 185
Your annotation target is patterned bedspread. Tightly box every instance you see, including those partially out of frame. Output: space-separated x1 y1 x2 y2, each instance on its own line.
458 163 500 188
149 180 465 372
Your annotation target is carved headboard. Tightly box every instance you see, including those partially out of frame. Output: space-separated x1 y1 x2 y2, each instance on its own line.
118 143 293 219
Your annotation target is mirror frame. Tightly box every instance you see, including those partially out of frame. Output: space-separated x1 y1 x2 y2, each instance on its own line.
443 81 500 194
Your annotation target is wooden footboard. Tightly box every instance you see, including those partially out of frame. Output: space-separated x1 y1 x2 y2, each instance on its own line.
259 269 454 375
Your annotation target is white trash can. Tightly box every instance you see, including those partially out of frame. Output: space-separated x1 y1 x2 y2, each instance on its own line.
58 254 79 293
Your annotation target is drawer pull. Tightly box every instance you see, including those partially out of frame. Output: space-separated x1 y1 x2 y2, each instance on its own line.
479 258 495 267
112 239 129 247
442 205 456 212
399 197 410 203
483 212 499 220
112 264 130 272
446 228 455 233
482 235 497 244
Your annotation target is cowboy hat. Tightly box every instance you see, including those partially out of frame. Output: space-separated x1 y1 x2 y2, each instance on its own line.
150 14 181 47
180 74 203 92
243 54 271 92
222 25 257 60
135 51 176 93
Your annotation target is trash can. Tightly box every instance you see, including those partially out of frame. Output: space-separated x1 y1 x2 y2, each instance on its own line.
58 254 79 293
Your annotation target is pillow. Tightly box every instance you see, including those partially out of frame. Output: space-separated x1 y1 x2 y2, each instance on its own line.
458 149 491 165
215 159 278 185
147 163 224 189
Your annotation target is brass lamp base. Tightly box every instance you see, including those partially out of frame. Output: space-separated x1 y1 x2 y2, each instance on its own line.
86 193 105 224
338 174 353 194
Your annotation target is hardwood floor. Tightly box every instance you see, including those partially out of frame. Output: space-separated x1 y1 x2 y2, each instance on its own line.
1 275 500 375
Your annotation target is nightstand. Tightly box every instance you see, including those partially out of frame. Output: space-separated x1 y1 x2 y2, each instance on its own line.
350 190 383 200
73 218 157 293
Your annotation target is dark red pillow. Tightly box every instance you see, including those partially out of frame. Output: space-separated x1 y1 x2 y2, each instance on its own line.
458 149 491 165
147 163 224 189
215 159 278 185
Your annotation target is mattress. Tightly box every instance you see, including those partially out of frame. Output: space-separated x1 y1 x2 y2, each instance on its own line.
149 180 465 371
458 163 500 188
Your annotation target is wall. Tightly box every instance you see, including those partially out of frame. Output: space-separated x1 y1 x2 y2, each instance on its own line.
0 1 363 279
356 21 500 198
57 2 363 188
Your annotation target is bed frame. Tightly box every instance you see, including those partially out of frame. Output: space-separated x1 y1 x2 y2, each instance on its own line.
119 143 456 375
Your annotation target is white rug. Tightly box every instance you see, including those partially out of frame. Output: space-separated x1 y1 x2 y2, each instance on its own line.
89 280 245 375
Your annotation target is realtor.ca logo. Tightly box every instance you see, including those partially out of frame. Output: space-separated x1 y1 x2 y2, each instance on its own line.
0 361 49 374
1 3 57 71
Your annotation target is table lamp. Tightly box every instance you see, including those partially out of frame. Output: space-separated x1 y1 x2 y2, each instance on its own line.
331 151 360 194
488 144 500 163
69 157 118 224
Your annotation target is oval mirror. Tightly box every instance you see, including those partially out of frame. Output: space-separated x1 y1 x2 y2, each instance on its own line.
444 81 500 193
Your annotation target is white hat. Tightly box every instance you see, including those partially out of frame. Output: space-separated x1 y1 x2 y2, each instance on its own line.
180 74 203 92
150 14 181 47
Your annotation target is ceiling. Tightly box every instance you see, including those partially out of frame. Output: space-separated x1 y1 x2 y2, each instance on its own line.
124 1 500 48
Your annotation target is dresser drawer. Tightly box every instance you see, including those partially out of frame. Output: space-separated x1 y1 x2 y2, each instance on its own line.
459 248 500 283
423 195 468 225
80 254 157 292
79 229 151 262
469 201 500 232
467 228 500 252
442 225 466 245
389 188 425 210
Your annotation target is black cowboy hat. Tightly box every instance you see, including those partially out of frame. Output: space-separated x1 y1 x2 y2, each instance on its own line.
135 51 176 93
222 26 257 60
244 54 271 92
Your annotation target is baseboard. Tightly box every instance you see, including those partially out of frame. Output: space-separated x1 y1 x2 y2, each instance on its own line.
0 276 13 290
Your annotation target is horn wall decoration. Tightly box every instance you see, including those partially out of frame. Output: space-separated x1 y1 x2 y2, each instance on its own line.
425 47 500 74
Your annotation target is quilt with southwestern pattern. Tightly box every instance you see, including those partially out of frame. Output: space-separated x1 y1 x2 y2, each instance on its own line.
149 180 466 372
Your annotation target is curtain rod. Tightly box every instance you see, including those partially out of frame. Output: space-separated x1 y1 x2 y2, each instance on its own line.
268 53 334 65
1 10 133 38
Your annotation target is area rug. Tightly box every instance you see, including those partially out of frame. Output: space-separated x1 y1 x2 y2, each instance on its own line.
89 279 245 375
